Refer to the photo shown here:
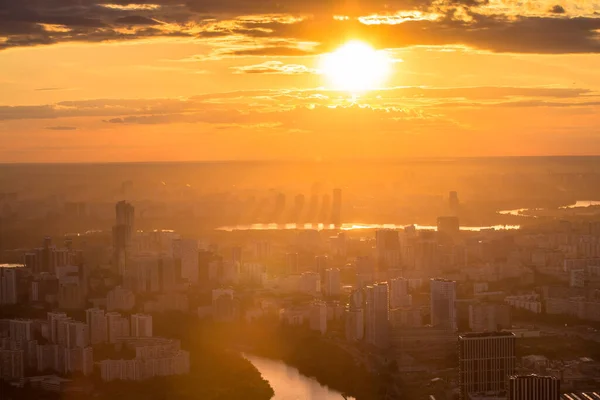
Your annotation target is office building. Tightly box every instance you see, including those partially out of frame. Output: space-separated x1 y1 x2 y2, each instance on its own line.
173 238 199 284
459 332 516 400
430 278 457 330
365 282 390 348
131 314 153 338
508 374 560 400
0 265 18 305
389 277 412 308
86 308 108 345
323 268 341 297
113 200 135 272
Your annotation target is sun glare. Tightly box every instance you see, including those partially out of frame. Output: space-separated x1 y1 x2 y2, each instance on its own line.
320 40 392 93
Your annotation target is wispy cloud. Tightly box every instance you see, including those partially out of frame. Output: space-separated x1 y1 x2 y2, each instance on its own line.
232 61 317 75
45 126 77 130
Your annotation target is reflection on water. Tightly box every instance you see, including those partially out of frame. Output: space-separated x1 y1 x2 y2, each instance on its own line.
244 354 354 400
217 222 520 232
560 200 600 209
499 200 600 216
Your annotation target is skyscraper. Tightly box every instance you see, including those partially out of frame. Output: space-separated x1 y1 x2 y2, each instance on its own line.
331 188 342 227
430 278 457 330
113 200 135 273
365 282 390 348
459 332 516 400
449 191 460 215
508 375 560 400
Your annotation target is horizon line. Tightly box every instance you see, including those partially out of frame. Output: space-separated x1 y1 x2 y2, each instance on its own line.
2 154 600 166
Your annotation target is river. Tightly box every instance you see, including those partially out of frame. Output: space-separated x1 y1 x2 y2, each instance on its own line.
244 354 355 400
217 222 520 232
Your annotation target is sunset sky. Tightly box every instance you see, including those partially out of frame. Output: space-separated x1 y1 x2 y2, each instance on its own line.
2 0 600 162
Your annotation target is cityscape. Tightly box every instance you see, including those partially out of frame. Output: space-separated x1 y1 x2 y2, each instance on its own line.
2 0 600 399
2 159 600 400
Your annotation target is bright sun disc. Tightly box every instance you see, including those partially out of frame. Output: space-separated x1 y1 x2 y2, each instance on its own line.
320 40 392 92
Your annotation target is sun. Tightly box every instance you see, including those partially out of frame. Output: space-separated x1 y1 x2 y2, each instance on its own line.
320 40 392 93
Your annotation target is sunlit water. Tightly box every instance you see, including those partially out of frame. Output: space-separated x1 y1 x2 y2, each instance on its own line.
217 222 520 232
244 354 354 400
499 200 600 216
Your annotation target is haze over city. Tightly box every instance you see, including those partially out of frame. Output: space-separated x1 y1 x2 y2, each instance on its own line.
2 1 600 400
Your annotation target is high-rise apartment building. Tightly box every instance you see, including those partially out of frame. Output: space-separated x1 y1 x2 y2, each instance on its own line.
47 312 69 344
365 282 390 348
9 319 32 342
66 322 89 349
430 278 457 330
86 308 108 344
286 253 299 275
309 301 327 335
107 312 130 344
389 277 412 309
0 265 18 305
508 375 560 400
469 303 511 333
131 314 153 338
459 332 516 400
173 238 199 284
323 268 341 297
375 230 401 269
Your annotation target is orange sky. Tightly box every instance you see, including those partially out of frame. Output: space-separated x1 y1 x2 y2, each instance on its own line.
1 1 600 162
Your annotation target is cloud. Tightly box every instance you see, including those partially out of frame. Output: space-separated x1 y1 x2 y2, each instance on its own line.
35 87 67 91
0 86 596 123
114 16 162 25
232 61 317 74
0 0 599 54
45 126 78 130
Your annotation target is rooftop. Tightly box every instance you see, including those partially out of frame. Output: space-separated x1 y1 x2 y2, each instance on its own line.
459 331 515 339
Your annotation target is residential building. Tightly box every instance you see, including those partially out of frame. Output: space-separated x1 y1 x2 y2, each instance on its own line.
365 282 390 348
131 314 153 338
431 278 457 330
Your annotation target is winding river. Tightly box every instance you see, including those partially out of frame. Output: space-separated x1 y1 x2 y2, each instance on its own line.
244 354 355 400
